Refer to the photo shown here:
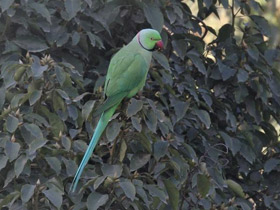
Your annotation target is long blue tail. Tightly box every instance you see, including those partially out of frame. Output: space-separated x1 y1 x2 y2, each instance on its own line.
70 104 119 193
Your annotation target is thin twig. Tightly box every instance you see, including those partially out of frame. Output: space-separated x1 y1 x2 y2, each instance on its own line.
186 12 209 40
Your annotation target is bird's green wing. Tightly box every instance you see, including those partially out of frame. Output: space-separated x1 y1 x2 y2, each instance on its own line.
105 53 148 96
92 92 127 117
95 53 148 116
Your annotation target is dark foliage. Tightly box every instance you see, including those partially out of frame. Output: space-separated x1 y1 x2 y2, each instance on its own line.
0 0 280 209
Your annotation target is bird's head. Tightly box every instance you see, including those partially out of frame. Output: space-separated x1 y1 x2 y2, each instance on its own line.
137 29 163 51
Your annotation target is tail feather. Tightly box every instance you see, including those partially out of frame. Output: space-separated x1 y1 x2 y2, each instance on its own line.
70 104 119 193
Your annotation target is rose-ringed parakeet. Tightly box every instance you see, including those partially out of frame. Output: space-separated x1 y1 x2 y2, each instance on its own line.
70 29 163 192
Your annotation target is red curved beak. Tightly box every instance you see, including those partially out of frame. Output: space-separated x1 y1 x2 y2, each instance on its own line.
155 40 164 51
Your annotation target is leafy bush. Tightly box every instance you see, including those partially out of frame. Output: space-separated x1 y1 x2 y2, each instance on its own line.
0 0 280 209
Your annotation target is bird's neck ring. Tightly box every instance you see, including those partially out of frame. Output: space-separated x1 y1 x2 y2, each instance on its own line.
137 32 153 52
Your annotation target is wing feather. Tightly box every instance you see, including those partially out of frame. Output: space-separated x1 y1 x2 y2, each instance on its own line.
94 53 148 116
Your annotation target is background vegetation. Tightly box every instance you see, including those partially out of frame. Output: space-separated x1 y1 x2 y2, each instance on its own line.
0 0 280 209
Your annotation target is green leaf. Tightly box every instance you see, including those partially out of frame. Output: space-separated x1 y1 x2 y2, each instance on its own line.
5 141 20 161
56 89 70 100
264 158 280 173
29 138 47 154
0 191 20 209
0 154 8 171
172 39 187 59
250 15 271 37
217 59 236 81
14 154 28 177
4 169 15 187
145 185 167 203
237 69 249 83
63 159 77 176
153 52 170 71
11 93 24 108
144 109 157 133
61 136 71 151
31 56 48 78
55 66 66 86
131 116 142 132
183 144 198 162
23 123 44 141
226 179 245 198
87 32 105 49
64 0 81 20
0 87 5 110
219 131 241 156
43 188 63 209
29 90 42 106
234 84 249 104
14 35 49 52
240 144 256 164
119 140 127 162
163 179 179 210
130 154 150 171
46 112 64 137
6 115 18 133
45 157 61 174
194 109 211 129
197 174 210 197
86 192 108 210
126 98 143 117
0 0 14 12
106 120 121 142
21 184 36 203
172 99 189 122
72 32 80 45
143 2 163 32
247 43 259 61
68 105 78 120
21 123 47 154
101 164 122 178
120 180 136 201
215 24 233 42
94 176 106 190
29 2 51 23
187 53 207 75
82 100 95 120
153 141 168 161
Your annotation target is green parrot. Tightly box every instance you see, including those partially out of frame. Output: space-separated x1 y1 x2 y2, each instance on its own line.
70 29 163 192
